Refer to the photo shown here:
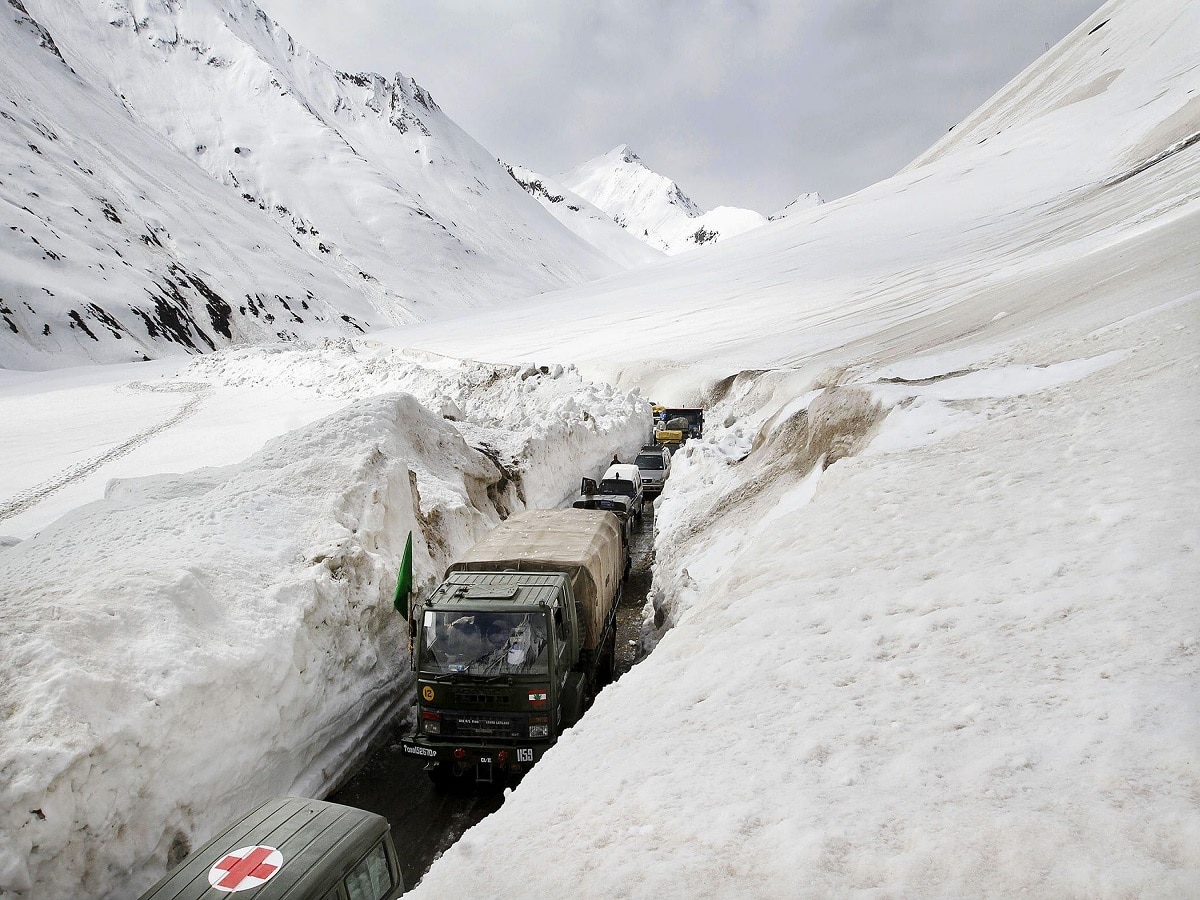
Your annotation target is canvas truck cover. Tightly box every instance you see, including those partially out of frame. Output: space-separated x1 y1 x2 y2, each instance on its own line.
446 509 623 652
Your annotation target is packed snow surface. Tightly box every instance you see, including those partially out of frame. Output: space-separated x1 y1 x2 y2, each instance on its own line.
1 0 1199 897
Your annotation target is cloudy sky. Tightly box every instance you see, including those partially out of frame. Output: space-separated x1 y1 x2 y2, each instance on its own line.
255 0 1105 214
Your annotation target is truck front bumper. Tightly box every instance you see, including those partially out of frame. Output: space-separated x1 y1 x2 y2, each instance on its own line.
401 735 550 778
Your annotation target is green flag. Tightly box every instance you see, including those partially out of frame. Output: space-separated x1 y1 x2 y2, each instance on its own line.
393 531 413 615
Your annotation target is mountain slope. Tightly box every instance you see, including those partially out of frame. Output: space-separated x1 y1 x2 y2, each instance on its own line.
2 0 635 369
0 0 374 370
560 144 768 255
505 162 664 269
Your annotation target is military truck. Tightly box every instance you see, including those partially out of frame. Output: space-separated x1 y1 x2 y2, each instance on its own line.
137 797 403 900
401 509 624 786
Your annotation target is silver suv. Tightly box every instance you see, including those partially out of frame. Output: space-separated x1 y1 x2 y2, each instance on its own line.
634 445 671 497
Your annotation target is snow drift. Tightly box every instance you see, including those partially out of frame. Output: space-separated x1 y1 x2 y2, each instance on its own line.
0 352 647 898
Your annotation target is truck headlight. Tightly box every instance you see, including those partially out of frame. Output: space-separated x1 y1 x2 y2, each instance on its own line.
529 723 548 738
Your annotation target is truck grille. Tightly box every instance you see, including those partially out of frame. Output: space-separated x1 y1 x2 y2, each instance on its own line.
443 714 520 739
455 689 512 706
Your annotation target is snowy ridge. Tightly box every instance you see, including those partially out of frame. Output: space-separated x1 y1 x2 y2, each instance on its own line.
0 1 376 369
560 144 769 255
504 162 664 269
768 191 824 221
1 0 638 369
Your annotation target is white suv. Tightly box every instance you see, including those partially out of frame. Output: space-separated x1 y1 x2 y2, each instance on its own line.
634 445 671 497
599 462 645 521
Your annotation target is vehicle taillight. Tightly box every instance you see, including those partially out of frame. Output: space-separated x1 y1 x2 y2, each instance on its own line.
453 748 466 760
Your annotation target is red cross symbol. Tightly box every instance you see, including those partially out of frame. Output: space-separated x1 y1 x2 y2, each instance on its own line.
208 845 283 892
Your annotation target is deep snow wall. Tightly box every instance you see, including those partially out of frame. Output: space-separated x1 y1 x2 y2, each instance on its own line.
0 352 649 899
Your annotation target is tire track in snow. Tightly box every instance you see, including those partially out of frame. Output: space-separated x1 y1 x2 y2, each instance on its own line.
0 382 211 524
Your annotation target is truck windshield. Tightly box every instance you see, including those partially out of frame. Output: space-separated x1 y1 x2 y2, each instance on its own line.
420 610 549 676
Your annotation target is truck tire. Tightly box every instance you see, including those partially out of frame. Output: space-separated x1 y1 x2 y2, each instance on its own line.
565 683 587 726
427 763 455 791
599 628 617 688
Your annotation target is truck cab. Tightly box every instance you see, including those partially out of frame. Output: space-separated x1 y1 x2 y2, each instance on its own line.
403 572 590 786
401 510 623 787
654 407 704 451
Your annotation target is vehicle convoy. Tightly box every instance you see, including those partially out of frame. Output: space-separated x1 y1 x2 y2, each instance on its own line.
401 509 625 786
137 797 404 900
634 444 672 496
654 407 704 451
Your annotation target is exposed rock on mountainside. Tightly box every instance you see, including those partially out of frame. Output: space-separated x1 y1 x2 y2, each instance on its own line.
0 0 644 369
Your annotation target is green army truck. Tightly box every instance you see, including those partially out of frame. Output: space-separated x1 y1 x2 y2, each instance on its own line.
401 509 624 786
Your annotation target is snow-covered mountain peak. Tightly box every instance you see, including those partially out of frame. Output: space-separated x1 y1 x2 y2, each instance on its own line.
611 143 642 166
769 191 824 221
559 144 771 255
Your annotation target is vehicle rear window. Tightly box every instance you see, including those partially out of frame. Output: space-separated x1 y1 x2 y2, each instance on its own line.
635 455 665 470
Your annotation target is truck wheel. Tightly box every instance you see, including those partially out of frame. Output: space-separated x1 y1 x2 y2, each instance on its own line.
596 627 617 689
427 763 455 792
604 628 617 685
567 685 587 725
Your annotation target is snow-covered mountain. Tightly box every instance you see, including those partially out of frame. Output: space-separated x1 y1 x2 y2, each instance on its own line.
0 0 639 370
559 144 769 255
504 162 664 269
768 191 824 220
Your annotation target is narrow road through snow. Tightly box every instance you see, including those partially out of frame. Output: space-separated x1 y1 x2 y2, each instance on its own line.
327 505 657 889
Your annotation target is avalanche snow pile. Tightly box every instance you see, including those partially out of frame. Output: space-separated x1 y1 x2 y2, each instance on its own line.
0 348 647 899
560 144 770 255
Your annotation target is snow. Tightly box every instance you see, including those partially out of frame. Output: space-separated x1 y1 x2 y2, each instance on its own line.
560 144 770 255
2 0 640 370
2 0 1199 896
